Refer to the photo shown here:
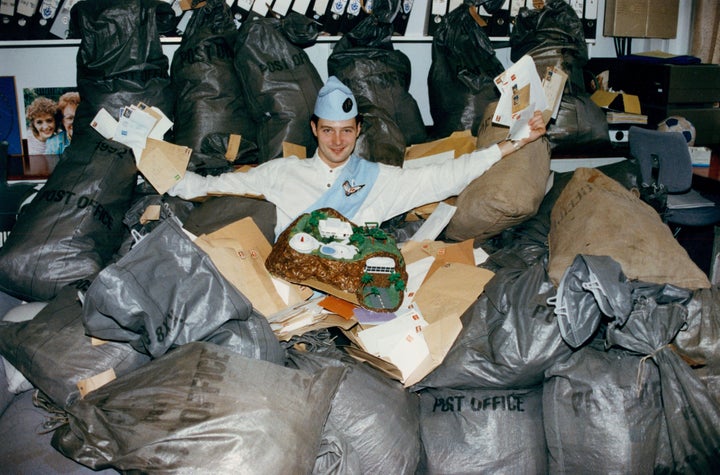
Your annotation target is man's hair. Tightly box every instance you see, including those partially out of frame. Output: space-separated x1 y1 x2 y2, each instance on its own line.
310 114 363 127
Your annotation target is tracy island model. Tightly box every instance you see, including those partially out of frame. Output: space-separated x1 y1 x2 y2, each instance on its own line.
265 208 408 312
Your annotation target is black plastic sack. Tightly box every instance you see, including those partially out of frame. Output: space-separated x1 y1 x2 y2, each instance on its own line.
313 418 362 474
510 0 588 68
204 317 287 366
52 341 345 473
0 357 15 430
234 13 323 163
605 295 720 472
545 93 610 153
523 46 587 101
288 346 421 474
427 5 503 140
353 103 408 166
676 286 720 370
181 195 278 245
0 137 137 301
201 131 261 167
81 216 277 359
113 192 196 259
0 284 150 409
623 282 720 404
509 0 608 153
184 149 236 175
543 343 666 473
170 0 258 166
328 16 427 150
414 257 572 390
548 254 633 349
0 391 119 474
418 386 546 474
69 0 175 142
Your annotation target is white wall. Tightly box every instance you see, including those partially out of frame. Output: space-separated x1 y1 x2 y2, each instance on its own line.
0 0 695 132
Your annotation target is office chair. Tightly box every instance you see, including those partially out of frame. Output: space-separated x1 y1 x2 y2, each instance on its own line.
629 127 720 277
629 126 720 226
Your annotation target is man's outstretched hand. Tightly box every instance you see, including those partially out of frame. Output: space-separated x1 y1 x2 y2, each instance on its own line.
524 110 547 145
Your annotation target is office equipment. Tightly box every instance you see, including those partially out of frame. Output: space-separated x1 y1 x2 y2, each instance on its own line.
478 0 510 38
28 0 60 39
574 0 598 39
604 0 679 39
629 126 720 229
615 62 720 146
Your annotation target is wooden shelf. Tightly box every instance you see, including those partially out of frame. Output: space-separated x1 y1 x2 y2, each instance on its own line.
0 34 526 48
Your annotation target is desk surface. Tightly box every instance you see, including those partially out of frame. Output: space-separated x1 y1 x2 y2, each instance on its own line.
6 146 720 182
692 151 720 182
6 154 58 181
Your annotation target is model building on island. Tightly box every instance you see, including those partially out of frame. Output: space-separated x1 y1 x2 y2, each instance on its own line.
266 208 408 312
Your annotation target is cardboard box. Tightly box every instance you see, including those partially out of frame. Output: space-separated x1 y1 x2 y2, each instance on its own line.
590 90 642 114
603 0 679 39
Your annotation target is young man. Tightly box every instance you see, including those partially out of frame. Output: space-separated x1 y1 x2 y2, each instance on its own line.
168 76 547 240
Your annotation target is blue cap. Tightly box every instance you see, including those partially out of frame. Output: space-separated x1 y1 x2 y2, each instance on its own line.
314 76 358 121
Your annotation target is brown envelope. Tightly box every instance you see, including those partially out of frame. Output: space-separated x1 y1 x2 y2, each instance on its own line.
343 261 494 387
137 138 192 195
404 130 476 161
402 239 476 282
194 217 311 317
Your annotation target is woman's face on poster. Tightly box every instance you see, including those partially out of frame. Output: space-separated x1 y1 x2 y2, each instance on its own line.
32 113 56 141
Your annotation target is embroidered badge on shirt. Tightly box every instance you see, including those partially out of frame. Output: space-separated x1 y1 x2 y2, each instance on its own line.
343 179 365 196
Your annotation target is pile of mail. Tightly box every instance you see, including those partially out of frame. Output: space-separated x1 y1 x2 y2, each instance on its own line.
91 104 192 194
492 54 566 138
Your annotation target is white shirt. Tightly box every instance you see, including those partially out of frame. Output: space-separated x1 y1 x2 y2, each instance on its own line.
169 145 502 238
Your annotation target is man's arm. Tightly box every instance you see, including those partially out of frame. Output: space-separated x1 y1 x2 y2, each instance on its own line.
369 110 549 221
166 171 211 200
167 162 277 201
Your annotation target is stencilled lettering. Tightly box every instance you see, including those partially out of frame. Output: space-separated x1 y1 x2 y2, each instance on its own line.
35 189 114 230
177 37 234 65
431 393 526 412
569 382 662 418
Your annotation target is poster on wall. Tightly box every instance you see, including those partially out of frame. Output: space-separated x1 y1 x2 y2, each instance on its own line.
0 76 23 156
23 86 80 155
22 86 81 176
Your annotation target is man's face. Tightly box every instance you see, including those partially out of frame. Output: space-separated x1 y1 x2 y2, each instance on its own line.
311 117 361 168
